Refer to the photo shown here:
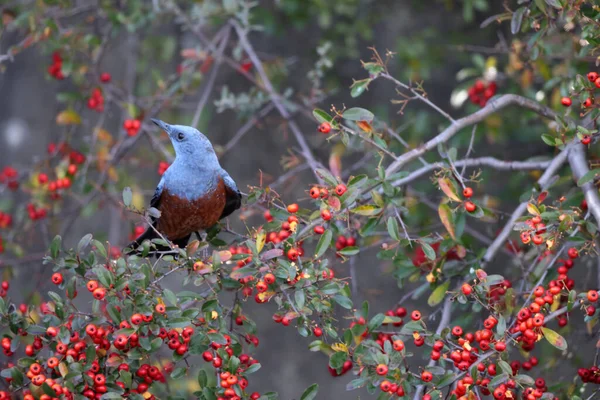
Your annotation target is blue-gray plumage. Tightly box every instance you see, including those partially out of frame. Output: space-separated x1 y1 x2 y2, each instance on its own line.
126 119 241 254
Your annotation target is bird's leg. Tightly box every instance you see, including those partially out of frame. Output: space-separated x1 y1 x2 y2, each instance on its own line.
196 231 209 259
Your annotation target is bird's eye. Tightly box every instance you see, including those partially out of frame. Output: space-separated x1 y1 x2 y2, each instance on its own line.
177 132 185 141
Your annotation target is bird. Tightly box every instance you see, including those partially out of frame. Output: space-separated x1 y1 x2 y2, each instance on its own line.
126 119 241 255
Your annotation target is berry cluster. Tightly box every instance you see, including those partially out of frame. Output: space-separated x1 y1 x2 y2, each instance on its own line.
0 166 18 190
0 211 12 228
578 366 600 384
26 203 47 220
123 119 142 137
467 80 497 107
561 71 600 109
87 88 105 112
47 51 65 80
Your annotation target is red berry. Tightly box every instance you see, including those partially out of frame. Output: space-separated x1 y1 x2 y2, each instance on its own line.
202 351 213 362
464 201 476 213
335 184 347 196
583 98 593 108
313 327 323 337
582 135 592 145
393 339 405 351
567 247 579 259
309 186 320 199
421 371 433 382
287 248 299 261
461 283 472 296
588 290 599 302
462 187 473 198
411 310 421 321
321 209 332 221
318 122 331 134
588 72 599 82
561 97 572 107
314 225 325 234
264 273 275 285
375 364 388 376
287 203 299 213
100 72 111 83
51 273 63 285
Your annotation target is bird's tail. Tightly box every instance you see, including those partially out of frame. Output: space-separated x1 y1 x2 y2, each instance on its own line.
124 227 191 257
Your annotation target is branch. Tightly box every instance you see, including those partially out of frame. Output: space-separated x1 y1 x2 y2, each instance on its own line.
481 145 571 266
393 157 553 187
190 26 231 128
230 20 325 184
568 143 600 228
384 94 563 178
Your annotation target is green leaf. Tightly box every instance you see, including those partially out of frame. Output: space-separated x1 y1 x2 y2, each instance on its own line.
577 168 600 186
338 246 359 256
245 362 261 374
350 205 382 216
77 233 93 253
498 360 513 376
541 134 555 146
342 107 374 122
427 281 450 307
541 327 567 350
350 79 371 98
333 295 353 309
315 168 338 186
420 241 436 260
367 313 386 331
511 7 526 34
300 383 319 400
329 352 347 369
163 289 178 306
50 235 61 258
387 217 400 241
170 367 187 379
313 109 332 124
122 187 132 207
315 230 333 259
295 289 305 310
42 382 57 397
568 290 576 311
545 0 562 8
496 315 506 336
514 374 535 386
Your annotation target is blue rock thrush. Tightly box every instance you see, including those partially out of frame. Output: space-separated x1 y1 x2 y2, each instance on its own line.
126 119 241 255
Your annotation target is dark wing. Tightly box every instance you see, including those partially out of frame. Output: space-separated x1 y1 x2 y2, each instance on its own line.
219 169 242 220
149 177 165 224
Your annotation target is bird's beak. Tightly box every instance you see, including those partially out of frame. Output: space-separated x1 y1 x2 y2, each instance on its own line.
151 118 170 134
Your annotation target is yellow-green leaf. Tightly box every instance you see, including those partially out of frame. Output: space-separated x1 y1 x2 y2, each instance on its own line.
256 229 266 254
56 109 81 125
438 203 456 240
438 178 461 202
541 327 567 351
350 205 382 216
428 280 450 307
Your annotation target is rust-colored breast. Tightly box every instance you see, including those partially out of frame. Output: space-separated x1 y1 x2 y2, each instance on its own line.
156 178 227 240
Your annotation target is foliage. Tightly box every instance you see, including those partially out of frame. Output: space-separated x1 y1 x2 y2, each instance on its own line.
1 1 600 400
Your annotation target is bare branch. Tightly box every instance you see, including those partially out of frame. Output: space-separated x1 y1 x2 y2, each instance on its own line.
384 94 563 177
568 143 600 228
481 145 571 266
392 157 553 187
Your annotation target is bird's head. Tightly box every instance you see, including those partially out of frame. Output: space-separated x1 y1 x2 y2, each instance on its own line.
151 119 218 167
